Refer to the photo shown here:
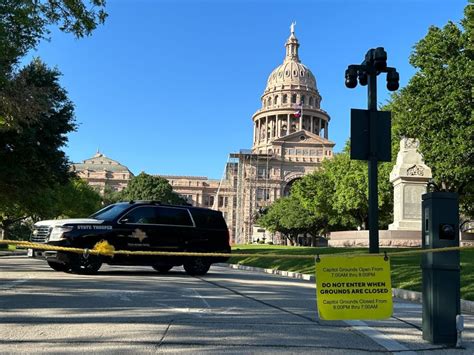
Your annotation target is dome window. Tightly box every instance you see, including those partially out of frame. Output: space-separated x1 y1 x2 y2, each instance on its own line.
309 97 314 106
292 94 297 103
301 71 304 76
293 70 297 76
268 97 272 106
285 70 290 76
301 95 305 104
278 72 282 78
274 96 279 105
283 94 287 104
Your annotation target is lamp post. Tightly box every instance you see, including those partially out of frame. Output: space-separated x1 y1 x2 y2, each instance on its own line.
345 48 399 254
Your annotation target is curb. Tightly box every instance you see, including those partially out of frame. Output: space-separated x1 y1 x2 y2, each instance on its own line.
0 250 27 257
218 263 474 314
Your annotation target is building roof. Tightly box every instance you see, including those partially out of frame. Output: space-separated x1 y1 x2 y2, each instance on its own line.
72 151 133 174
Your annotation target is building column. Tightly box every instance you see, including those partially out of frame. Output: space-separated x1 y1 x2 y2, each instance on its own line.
276 115 280 138
287 114 290 134
324 120 328 139
318 117 322 136
310 116 314 133
265 116 269 143
253 121 257 145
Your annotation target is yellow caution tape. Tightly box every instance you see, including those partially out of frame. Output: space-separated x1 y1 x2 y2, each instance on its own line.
0 239 473 259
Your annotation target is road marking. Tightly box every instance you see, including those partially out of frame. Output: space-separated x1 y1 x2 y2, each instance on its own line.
191 288 211 309
0 279 29 291
345 320 416 354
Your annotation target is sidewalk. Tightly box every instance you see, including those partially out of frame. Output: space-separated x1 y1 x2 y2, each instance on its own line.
219 262 474 353
219 262 474 314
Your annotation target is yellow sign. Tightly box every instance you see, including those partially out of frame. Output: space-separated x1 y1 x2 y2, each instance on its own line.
315 255 392 320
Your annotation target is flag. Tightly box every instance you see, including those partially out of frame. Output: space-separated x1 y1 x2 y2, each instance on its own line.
293 103 302 118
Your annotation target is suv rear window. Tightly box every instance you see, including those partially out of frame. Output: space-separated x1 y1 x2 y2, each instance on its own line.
191 209 227 229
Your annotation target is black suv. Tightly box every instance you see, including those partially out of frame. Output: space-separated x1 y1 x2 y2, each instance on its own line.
28 201 231 275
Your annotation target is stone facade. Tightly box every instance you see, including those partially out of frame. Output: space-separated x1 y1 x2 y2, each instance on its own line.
166 26 334 244
72 151 134 193
389 138 432 231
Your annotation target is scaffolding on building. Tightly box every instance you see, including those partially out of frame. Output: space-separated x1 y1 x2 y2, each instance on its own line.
229 149 273 244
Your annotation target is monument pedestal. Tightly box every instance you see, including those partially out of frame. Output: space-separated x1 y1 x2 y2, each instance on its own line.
388 138 432 232
328 230 422 248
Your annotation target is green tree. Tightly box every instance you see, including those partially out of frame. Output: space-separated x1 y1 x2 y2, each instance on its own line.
54 178 102 218
292 170 334 235
387 5 473 217
101 185 123 207
257 196 321 246
0 0 107 75
0 59 76 232
1 0 107 127
121 173 187 205
1 177 102 240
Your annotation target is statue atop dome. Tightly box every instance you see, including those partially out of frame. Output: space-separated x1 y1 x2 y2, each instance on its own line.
290 21 296 35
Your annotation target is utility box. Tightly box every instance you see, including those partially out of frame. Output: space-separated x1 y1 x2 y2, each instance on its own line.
421 192 460 345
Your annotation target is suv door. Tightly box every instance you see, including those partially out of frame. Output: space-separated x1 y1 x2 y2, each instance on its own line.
114 206 159 264
150 206 195 250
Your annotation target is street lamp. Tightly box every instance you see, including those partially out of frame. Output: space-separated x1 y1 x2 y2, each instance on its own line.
345 47 399 254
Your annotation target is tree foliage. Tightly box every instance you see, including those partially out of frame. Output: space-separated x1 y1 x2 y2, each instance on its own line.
121 173 187 205
0 0 107 79
0 0 107 237
257 195 320 245
0 59 76 219
1 177 102 239
387 5 473 217
294 144 393 231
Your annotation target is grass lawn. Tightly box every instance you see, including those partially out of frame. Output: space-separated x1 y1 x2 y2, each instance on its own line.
230 245 474 301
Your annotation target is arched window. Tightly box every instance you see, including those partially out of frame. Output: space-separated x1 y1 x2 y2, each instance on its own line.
309 97 313 106
268 97 272 106
301 95 305 104
291 94 297 103
274 96 278 105
283 94 287 104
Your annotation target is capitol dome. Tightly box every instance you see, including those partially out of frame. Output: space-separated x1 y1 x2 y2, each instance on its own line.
266 60 317 91
252 24 330 152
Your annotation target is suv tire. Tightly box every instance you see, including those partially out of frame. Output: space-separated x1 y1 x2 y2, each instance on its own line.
69 253 102 275
183 258 210 276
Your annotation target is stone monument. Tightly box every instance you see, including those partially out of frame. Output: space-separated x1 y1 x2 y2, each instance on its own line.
329 138 432 247
389 138 432 231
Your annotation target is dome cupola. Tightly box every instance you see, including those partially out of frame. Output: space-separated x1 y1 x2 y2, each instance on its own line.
264 23 317 94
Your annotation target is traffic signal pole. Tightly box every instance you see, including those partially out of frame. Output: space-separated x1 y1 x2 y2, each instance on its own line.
345 48 399 254
367 68 379 253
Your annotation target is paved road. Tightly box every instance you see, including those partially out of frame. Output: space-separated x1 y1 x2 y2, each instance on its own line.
0 255 473 354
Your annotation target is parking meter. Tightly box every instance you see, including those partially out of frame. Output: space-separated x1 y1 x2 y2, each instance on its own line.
421 192 460 345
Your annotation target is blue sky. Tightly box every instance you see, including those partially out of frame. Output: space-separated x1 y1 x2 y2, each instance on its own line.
28 0 467 179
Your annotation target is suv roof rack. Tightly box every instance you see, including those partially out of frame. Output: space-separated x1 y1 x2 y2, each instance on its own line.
129 200 161 205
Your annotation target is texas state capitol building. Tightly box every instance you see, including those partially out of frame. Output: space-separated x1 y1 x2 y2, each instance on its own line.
162 26 334 244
